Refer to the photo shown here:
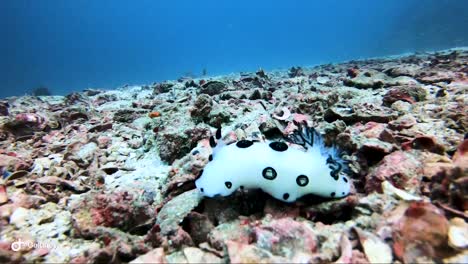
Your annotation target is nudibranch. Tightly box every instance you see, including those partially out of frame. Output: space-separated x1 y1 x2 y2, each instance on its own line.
195 122 351 203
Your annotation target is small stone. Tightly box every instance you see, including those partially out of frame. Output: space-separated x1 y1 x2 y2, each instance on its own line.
448 217 468 250
182 247 221 263
382 181 421 201
316 76 330 84
190 94 213 123
249 89 262 100
9 207 29 228
130 248 167 263
382 85 427 106
353 227 393 263
156 189 203 236
0 101 9 116
226 240 288 263
77 142 98 162
391 101 412 112
207 107 231 128
0 184 7 204
288 67 304 77
388 114 417 130
366 151 422 193
153 82 174 94
393 202 449 263
199 81 227 96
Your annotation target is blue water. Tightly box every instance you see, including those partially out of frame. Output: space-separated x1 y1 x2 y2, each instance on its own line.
1 0 467 98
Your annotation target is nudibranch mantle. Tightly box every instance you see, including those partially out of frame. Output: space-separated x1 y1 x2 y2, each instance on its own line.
195 123 350 203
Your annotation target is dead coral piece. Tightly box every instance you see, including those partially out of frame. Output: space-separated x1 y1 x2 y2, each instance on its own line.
0 101 9 116
207 219 252 252
190 94 213 123
0 154 32 172
347 68 359 78
366 151 422 193
388 114 417 130
183 211 215 246
452 138 468 168
34 176 89 193
226 240 288 263
71 191 152 235
401 135 446 154
152 82 174 94
325 104 398 124
253 218 318 259
382 181 422 201
0 184 7 205
181 247 222 263
426 140 468 214
382 84 427 106
447 217 468 250
392 201 451 263
343 71 416 89
353 227 393 263
288 66 304 77
156 189 203 236
129 248 167 264
416 70 456 84
300 195 358 224
157 127 210 163
334 234 355 264
272 107 291 121
199 81 227 96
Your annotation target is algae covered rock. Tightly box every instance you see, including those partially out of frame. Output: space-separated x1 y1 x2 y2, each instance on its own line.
199 81 227 96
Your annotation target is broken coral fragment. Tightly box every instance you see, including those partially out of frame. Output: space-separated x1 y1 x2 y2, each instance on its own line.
156 189 203 236
447 217 468 250
382 181 422 201
393 201 450 263
353 227 393 264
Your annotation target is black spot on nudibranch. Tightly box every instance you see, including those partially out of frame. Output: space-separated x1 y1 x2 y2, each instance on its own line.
209 136 216 148
330 192 336 197
327 156 342 181
208 154 213 161
330 170 339 181
283 193 290 200
343 177 348 183
200 188 204 192
215 127 222 139
262 167 277 180
269 141 288 152
236 140 253 148
225 181 232 189
296 175 309 187
198 169 204 178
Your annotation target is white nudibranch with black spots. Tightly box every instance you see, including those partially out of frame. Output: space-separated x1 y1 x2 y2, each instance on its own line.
195 123 351 203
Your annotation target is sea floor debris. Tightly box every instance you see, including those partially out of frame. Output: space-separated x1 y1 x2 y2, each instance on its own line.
0 48 467 263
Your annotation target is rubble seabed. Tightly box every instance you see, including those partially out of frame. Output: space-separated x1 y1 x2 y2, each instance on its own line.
0 48 467 263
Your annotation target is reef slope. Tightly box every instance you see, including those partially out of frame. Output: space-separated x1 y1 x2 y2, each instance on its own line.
0 48 467 263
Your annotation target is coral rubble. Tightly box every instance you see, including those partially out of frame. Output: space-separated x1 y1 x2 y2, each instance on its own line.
0 48 467 263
